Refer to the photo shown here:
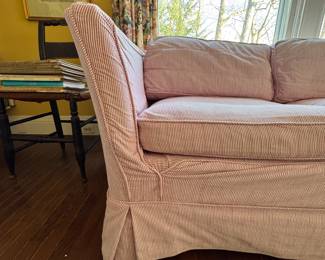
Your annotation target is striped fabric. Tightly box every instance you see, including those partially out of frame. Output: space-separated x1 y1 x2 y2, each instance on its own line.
65 4 325 260
138 96 325 160
290 98 325 106
144 36 273 101
272 38 325 102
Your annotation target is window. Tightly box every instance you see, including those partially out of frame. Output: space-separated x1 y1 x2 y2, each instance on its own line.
158 0 325 44
284 0 325 39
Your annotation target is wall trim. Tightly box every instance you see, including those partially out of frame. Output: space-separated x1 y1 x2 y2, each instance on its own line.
9 115 99 136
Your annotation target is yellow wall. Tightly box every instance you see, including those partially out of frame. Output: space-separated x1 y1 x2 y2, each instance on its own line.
0 0 112 116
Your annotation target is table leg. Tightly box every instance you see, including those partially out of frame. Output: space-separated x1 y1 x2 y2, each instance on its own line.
0 98 15 177
70 99 87 182
50 100 65 152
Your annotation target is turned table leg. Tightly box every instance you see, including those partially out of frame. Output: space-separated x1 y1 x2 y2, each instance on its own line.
0 98 15 177
50 100 65 152
70 99 87 182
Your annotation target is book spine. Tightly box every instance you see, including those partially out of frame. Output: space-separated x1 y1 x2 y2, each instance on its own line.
1 80 64 87
0 75 62 81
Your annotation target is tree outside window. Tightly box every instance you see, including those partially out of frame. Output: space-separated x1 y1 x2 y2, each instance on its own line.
158 0 280 44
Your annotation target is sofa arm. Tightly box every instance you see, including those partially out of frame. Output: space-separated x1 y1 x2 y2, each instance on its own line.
65 3 147 113
66 2 148 143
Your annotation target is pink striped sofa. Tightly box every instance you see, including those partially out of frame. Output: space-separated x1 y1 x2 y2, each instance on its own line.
65 3 325 260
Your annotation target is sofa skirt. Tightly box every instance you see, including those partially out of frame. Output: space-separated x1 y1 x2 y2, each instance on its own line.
102 197 325 260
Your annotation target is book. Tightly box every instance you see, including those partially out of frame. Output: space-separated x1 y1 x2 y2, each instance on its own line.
0 60 85 77
0 74 85 82
0 86 88 94
1 80 86 90
0 60 86 90
0 86 67 93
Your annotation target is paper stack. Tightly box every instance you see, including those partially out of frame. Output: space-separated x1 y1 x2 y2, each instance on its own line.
0 60 86 90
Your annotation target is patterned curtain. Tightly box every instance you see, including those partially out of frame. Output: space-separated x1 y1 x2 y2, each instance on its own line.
112 0 158 49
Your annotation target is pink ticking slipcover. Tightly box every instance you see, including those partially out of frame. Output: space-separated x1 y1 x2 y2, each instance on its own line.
272 38 325 102
138 96 325 160
144 36 274 100
65 4 325 260
290 98 325 106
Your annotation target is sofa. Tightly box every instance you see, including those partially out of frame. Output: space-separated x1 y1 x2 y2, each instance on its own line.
65 3 325 260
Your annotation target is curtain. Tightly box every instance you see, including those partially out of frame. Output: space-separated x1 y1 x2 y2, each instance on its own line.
112 0 158 49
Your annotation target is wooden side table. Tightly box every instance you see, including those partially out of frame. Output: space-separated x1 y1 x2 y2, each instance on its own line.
0 87 99 182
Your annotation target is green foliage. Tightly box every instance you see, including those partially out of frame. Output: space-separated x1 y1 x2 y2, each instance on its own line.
159 0 280 44
158 0 206 38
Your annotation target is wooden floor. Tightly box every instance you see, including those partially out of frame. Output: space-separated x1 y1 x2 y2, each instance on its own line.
0 141 285 260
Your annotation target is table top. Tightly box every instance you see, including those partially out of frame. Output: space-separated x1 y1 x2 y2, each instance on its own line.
0 87 91 101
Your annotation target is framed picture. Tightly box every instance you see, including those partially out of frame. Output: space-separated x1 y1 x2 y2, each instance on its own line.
22 0 92 20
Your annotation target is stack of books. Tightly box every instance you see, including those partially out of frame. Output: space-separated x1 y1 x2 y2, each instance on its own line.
0 60 86 91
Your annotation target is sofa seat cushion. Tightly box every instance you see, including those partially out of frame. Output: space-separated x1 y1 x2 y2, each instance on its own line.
138 96 325 160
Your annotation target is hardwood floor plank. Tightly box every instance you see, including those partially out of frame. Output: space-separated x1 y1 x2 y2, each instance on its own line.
16 179 86 259
63 192 105 260
0 156 71 229
48 194 99 259
0 169 74 258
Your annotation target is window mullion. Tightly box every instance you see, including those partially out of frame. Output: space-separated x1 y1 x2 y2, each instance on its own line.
275 0 325 41
273 0 293 42
293 0 325 38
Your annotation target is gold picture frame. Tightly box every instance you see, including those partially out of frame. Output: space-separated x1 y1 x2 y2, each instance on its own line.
22 0 92 20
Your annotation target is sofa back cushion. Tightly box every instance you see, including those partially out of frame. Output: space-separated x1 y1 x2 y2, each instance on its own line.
144 36 273 100
272 38 325 102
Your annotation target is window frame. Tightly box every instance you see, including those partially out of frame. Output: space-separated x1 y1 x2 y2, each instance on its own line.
276 0 325 41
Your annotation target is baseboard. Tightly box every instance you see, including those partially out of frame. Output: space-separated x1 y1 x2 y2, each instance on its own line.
9 115 99 136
